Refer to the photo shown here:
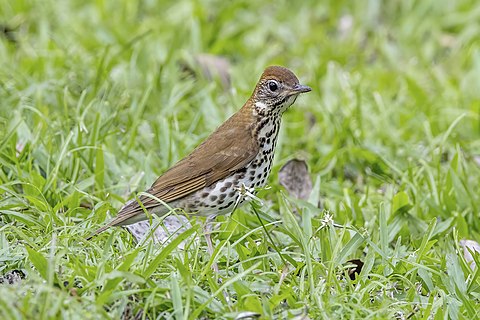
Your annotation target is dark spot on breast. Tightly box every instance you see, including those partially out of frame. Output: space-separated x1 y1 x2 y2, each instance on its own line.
210 195 218 201
225 182 233 188
220 186 227 192
202 193 209 198
219 200 235 210
228 191 236 197
237 167 247 173
219 194 226 200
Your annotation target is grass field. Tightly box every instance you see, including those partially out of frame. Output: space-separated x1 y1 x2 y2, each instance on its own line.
1 0 480 319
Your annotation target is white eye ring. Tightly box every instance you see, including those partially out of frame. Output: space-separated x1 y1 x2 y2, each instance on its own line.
267 80 279 92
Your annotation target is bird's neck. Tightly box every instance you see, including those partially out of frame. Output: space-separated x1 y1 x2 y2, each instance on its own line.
252 95 298 118
236 97 288 146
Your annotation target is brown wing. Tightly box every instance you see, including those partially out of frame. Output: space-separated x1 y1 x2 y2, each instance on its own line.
87 108 258 239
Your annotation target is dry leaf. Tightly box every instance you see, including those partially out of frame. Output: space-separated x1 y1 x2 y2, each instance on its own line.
279 159 312 200
195 54 231 89
181 53 231 90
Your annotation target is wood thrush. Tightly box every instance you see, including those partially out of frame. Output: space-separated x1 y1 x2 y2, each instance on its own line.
88 66 311 239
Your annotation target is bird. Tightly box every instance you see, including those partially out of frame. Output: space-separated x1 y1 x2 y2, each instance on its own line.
87 66 311 240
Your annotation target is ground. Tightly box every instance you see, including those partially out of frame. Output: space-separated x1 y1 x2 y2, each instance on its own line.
1 0 480 319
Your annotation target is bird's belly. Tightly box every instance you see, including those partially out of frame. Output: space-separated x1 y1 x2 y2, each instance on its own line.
178 154 274 217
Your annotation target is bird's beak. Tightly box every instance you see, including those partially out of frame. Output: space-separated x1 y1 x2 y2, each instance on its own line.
291 84 312 94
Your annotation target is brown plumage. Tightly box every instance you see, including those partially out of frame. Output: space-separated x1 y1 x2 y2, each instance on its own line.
88 66 311 239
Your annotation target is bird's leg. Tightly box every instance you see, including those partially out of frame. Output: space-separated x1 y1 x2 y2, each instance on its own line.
203 214 219 273
204 214 232 304
203 185 257 298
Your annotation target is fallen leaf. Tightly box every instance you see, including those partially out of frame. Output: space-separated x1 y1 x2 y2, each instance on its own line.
195 54 231 88
279 159 312 200
181 53 231 90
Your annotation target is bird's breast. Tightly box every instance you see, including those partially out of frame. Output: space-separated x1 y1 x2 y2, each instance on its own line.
177 117 281 216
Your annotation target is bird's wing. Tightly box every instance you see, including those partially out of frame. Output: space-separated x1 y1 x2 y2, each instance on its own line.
87 111 258 239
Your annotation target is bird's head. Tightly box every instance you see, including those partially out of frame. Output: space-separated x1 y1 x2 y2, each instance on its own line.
252 66 311 116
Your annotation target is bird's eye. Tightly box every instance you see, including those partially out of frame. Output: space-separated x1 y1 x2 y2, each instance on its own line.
267 80 279 92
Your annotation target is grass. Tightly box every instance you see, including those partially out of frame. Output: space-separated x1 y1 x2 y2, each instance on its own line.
1 0 480 318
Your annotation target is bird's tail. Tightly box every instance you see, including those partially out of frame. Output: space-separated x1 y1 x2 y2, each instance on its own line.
86 224 111 240
86 198 156 240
